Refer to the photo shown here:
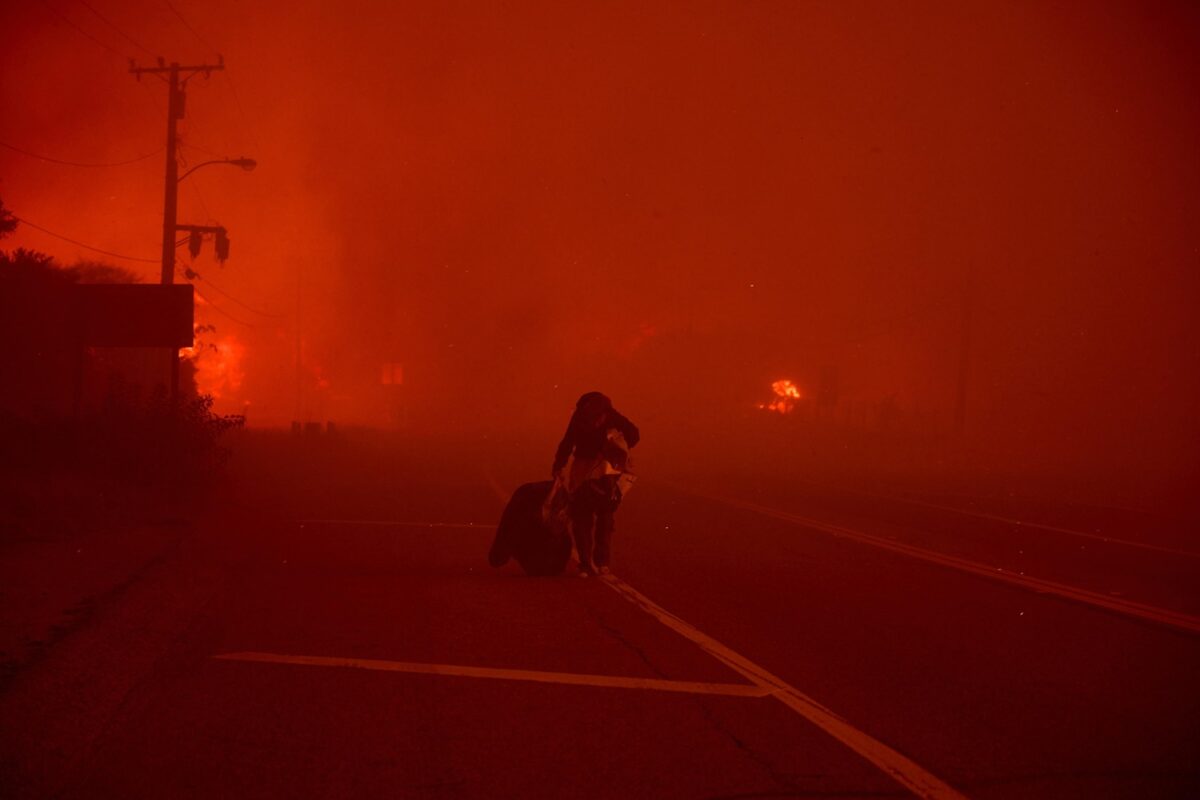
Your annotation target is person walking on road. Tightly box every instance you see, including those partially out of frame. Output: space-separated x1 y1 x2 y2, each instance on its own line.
551 392 639 577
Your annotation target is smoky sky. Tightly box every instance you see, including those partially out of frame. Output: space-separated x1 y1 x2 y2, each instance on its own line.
2 1 1199 484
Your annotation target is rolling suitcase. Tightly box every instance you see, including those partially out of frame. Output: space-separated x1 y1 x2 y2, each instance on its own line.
488 480 572 576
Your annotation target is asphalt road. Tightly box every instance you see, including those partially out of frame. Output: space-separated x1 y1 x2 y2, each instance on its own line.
2 432 1198 798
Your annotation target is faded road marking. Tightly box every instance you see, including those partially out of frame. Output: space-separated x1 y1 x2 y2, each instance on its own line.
297 520 496 529
796 479 1200 560
881 494 1200 558
213 651 770 698
602 576 968 800
705 492 1200 636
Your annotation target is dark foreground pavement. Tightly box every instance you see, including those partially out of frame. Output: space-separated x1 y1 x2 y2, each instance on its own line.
2 432 1198 798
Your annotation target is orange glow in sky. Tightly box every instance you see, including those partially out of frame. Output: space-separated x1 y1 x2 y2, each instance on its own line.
1 0 1198 503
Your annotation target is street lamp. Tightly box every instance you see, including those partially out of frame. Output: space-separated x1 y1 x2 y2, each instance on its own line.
163 154 256 402
177 156 257 183
166 154 256 284
173 156 255 265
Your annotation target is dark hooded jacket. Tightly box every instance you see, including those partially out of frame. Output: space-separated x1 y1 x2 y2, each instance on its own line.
552 392 640 474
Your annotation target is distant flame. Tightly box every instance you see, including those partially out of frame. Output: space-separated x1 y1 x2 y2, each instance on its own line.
758 379 802 414
182 335 246 399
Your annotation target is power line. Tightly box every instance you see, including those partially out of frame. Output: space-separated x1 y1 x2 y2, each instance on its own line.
37 0 123 58
0 139 162 168
176 148 215 221
34 0 159 129
11 215 159 263
159 0 260 155
184 182 214 223
190 268 288 318
192 283 256 327
35 0 163 127
222 72 263 153
179 140 225 159
162 0 217 54
75 0 157 57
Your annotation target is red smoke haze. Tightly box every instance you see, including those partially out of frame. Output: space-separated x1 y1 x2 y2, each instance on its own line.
3 1 1198 503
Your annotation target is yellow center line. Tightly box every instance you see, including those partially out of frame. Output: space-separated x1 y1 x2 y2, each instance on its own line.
696 491 1200 636
212 651 770 698
600 575 968 800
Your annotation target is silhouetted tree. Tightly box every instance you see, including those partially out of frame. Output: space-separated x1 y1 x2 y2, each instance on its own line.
0 245 79 416
67 258 141 285
0 198 15 239
0 196 242 492
0 202 138 417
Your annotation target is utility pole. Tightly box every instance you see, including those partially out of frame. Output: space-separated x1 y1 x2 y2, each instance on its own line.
130 57 225 401
953 269 975 438
295 262 303 425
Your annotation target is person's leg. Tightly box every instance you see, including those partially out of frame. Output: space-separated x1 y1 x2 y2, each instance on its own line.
569 491 597 573
593 478 620 570
593 505 614 569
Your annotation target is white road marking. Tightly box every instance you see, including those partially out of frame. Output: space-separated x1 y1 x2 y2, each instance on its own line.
292 478 967 795
788 477 1200 559
297 520 496 529
601 575 968 800
701 491 1200 636
213 651 769 697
